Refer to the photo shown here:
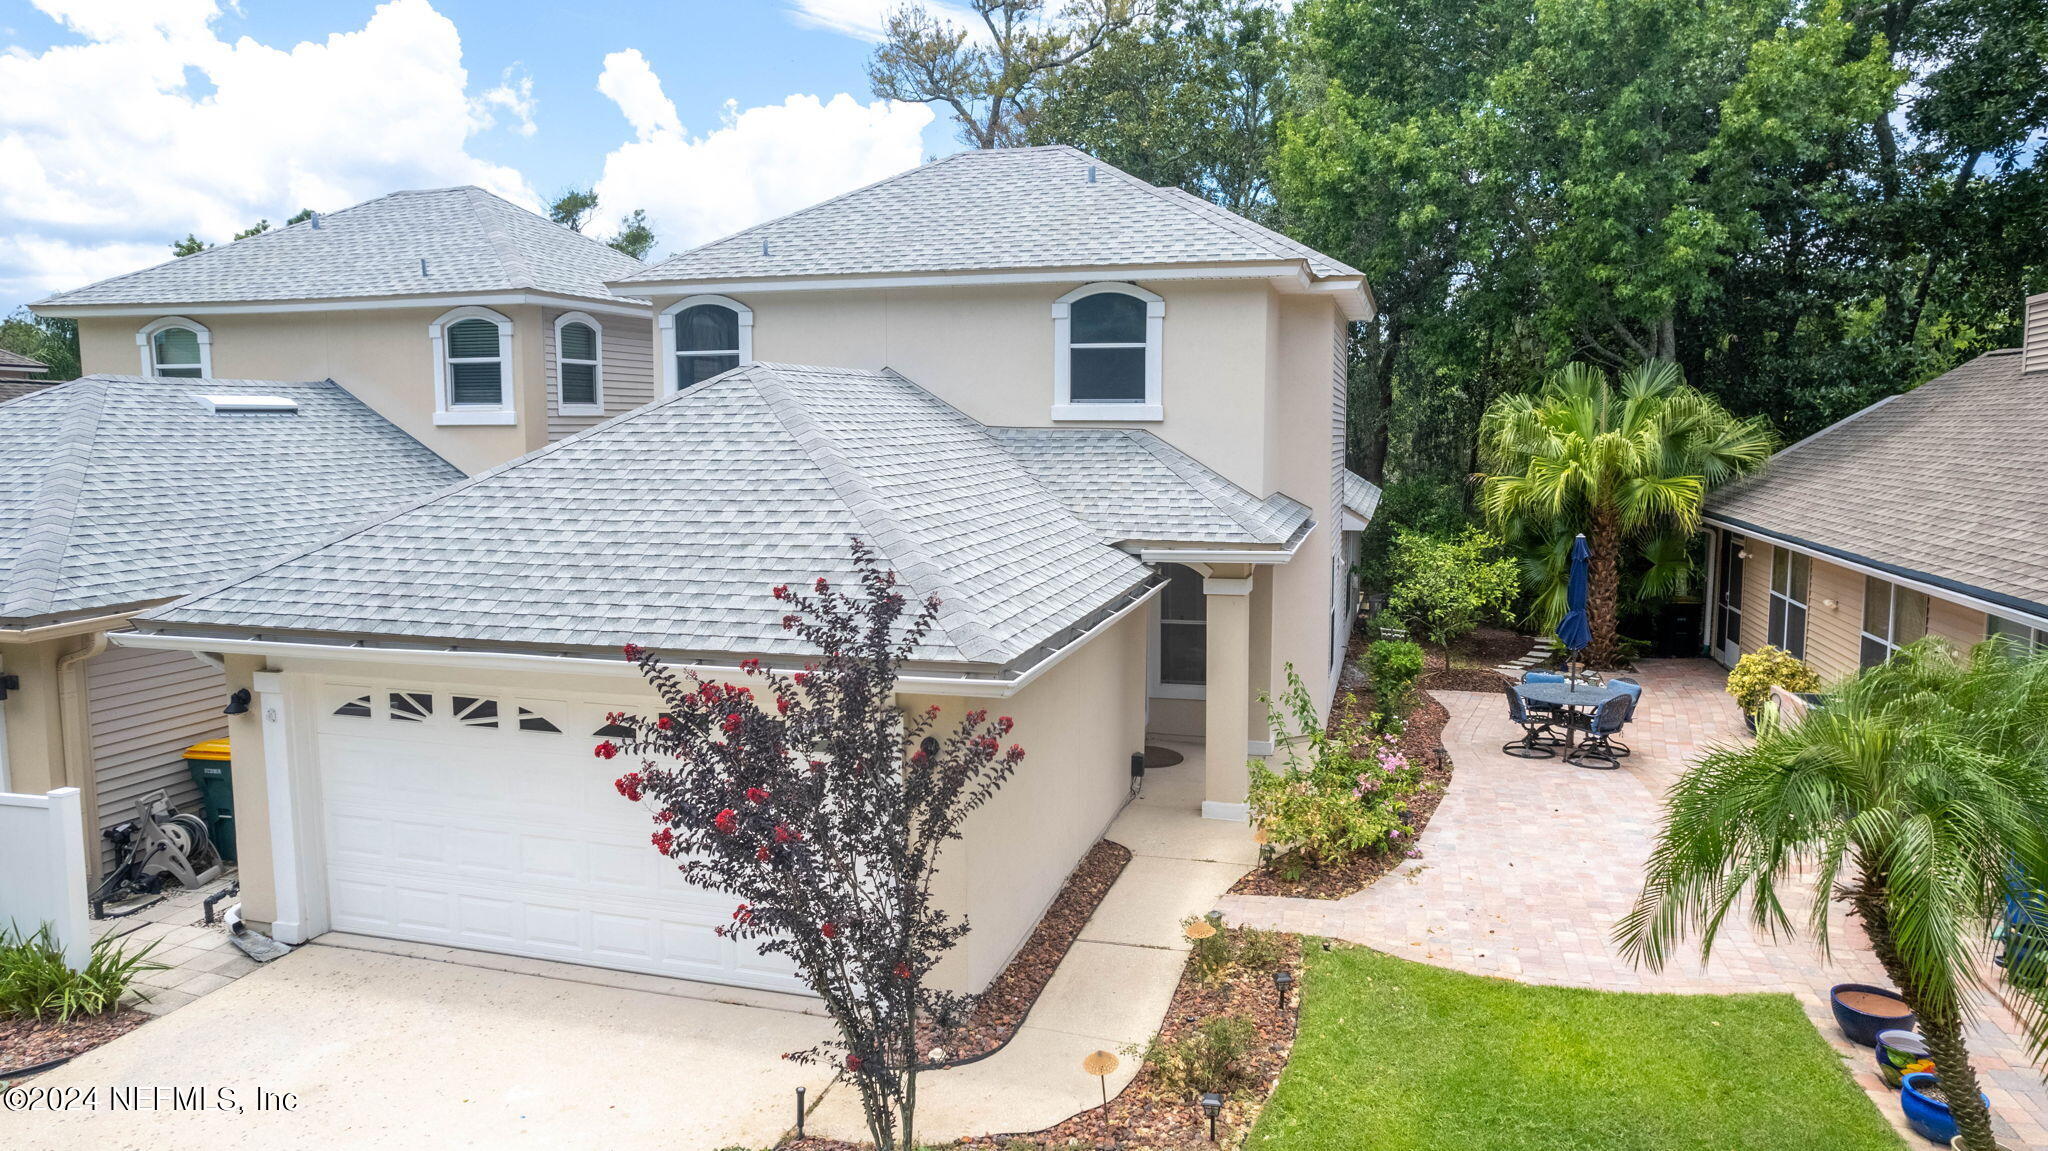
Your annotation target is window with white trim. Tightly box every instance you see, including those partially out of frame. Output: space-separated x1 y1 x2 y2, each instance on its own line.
138 317 210 377
662 295 752 394
430 306 516 424
1152 563 1206 698
1988 616 2048 653
1860 576 1929 668
1052 283 1163 421
1767 548 1810 659
554 312 603 414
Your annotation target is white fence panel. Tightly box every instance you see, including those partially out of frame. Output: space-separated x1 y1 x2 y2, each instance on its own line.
0 788 91 970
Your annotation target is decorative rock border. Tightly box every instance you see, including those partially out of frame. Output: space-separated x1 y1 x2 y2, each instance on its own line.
1492 635 1556 677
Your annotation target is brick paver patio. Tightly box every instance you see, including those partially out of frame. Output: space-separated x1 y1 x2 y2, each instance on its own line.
1218 658 2048 1148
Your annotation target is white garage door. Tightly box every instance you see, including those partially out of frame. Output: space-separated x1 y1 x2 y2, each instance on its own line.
313 682 805 995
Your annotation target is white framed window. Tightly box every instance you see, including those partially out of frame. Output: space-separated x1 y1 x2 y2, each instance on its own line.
1988 615 2048 653
1766 548 1810 659
430 306 516 425
660 294 751 395
554 312 604 415
1149 563 1207 699
137 317 211 377
1860 576 1929 668
1052 282 1163 421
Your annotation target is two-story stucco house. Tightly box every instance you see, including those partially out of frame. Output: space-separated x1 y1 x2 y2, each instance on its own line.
32 147 1376 997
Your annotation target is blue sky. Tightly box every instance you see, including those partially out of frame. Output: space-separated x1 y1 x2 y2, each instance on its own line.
0 0 969 313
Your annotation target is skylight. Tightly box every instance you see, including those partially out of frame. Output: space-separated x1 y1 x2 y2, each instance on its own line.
195 395 299 414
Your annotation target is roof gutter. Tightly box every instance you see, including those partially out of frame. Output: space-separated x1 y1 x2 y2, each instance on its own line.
112 582 1162 700
1136 520 1313 565
1703 514 2048 631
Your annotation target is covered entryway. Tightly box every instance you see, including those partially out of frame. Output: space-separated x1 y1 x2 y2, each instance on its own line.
309 680 804 994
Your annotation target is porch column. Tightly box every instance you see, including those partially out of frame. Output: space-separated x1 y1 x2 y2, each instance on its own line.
1202 565 1255 821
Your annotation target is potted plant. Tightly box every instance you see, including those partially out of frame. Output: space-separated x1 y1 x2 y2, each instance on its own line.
1902 1072 1989 1145
1723 646 1820 731
1875 1029 1930 1089
1830 983 1915 1046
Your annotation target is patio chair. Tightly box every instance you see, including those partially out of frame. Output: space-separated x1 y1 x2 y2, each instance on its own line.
1605 676 1643 757
1519 669 1569 724
1565 695 1629 770
1502 685 1559 759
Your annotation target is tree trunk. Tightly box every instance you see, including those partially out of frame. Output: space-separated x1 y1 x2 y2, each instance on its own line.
1857 887 2001 1150
1360 319 1400 483
1586 503 1623 667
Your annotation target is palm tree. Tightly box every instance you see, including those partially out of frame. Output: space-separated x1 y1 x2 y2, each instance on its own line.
1478 360 1774 666
1619 641 2048 1151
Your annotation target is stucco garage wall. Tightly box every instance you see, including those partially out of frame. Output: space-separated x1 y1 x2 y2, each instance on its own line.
904 608 1148 992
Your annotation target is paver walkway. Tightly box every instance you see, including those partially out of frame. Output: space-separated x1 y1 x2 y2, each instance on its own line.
90 870 264 1015
807 737 1259 1143
1218 659 2048 1149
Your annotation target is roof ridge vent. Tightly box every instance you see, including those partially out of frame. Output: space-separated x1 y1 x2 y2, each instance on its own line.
196 394 300 414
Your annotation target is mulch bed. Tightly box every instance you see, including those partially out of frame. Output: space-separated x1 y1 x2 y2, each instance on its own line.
918 839 1133 1067
784 932 1306 1150
0 1011 149 1079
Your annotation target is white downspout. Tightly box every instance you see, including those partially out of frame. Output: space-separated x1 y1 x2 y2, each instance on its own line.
55 632 109 866
0 652 12 793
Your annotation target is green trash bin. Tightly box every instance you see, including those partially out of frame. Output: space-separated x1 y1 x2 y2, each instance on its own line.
184 739 235 863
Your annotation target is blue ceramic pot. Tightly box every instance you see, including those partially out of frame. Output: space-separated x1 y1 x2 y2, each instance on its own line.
1831 983 1915 1046
1876 1029 1930 1090
1901 1072 1989 1145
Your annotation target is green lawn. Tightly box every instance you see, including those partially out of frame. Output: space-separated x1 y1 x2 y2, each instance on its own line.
1250 944 1905 1151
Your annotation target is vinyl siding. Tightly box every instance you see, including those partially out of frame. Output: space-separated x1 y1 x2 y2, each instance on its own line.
543 308 656 440
1738 546 1991 684
1928 595 1989 651
86 646 228 873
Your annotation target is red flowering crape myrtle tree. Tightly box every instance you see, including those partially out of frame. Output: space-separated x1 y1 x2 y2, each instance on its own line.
599 541 1025 1151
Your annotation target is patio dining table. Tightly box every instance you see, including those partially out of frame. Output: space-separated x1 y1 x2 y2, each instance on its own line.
1514 680 1633 761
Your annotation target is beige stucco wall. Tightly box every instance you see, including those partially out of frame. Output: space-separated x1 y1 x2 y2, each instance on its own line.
0 635 77 794
76 304 611 475
905 607 1148 992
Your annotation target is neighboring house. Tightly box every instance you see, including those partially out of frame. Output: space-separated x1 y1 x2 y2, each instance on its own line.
0 378 463 875
116 147 1380 997
31 188 651 475
1702 293 2048 679
0 348 52 403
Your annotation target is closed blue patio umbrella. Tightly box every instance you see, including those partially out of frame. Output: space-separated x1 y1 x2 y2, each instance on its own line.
1557 533 1593 682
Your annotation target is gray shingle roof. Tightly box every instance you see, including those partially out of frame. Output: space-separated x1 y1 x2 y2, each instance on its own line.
138 364 1160 672
35 188 648 309
1343 471 1382 523
990 427 1312 547
0 380 54 405
0 376 464 624
1708 349 2048 617
0 348 48 371
616 146 1362 286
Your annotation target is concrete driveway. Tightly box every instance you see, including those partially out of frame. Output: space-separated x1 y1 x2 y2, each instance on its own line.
9 938 837 1150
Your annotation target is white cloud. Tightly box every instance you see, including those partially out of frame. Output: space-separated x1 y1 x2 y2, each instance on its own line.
0 0 537 306
590 52 933 257
784 0 978 43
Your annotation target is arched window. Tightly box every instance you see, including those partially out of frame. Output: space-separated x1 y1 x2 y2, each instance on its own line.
137 317 210 377
554 312 603 414
429 306 515 425
1052 283 1163 421
660 295 752 394
1151 563 1206 698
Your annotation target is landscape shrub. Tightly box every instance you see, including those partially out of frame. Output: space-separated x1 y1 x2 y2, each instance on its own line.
1250 665 1428 870
1135 1015 1259 1100
1725 646 1821 716
1366 639 1425 727
1384 527 1521 654
0 924 163 1021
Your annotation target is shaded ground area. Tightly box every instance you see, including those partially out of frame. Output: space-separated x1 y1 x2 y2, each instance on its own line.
1251 945 1906 1151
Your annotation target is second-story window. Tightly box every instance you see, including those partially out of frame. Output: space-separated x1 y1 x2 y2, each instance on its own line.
555 313 603 414
662 295 752 394
1052 282 1163 421
138 317 210 377
430 306 516 425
